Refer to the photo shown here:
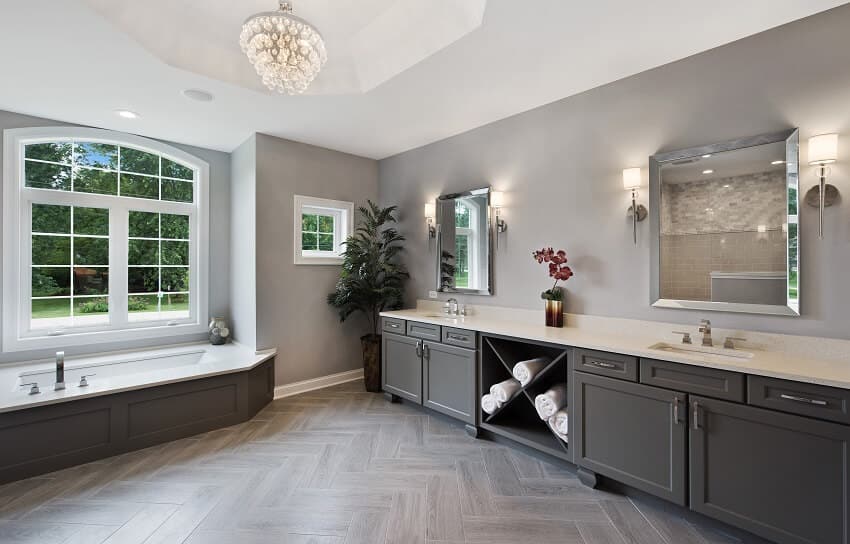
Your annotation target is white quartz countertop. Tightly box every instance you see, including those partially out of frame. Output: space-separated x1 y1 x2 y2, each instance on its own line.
0 342 277 414
381 308 850 390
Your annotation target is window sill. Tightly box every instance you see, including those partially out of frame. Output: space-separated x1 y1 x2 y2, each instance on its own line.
294 256 344 266
3 321 208 353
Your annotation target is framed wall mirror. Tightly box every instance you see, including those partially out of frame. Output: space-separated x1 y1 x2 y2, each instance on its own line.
649 129 800 316
434 187 493 295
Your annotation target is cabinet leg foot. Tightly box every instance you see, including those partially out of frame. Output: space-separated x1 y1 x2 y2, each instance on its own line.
577 467 599 489
383 392 401 403
465 424 480 438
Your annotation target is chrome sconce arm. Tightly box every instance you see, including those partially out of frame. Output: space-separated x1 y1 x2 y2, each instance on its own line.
491 191 507 249
805 133 840 240
623 168 647 244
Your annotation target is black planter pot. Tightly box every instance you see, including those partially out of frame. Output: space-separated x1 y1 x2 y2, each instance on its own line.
361 334 382 392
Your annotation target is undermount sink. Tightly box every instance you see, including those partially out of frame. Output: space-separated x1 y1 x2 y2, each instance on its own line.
421 313 461 321
648 342 754 359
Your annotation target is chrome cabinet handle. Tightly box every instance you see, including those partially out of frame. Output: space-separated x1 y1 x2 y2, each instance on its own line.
673 397 683 424
448 333 469 342
780 393 828 406
415 340 423 358
588 360 617 369
423 344 430 360
388 323 400 329
692 400 701 430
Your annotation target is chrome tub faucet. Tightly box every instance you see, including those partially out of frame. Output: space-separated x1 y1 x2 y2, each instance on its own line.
54 351 65 391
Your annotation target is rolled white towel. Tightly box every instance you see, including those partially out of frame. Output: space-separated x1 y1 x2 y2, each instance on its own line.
490 378 522 403
547 416 568 443
534 384 567 420
512 357 550 386
552 409 569 436
481 394 501 415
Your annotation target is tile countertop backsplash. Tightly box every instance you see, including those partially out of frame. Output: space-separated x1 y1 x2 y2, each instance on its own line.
381 300 850 390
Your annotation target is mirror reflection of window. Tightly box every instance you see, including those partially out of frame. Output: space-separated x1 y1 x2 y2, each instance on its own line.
454 200 478 289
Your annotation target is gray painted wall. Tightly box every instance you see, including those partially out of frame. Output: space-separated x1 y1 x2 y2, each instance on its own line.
379 6 850 339
254 134 379 384
0 109 231 362
229 135 257 349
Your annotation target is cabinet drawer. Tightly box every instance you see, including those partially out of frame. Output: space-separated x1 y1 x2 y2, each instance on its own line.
748 376 850 424
640 359 744 402
442 327 476 349
575 349 638 381
382 317 406 334
406 321 441 341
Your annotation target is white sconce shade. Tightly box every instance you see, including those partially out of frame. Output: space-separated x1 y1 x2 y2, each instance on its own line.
491 191 505 208
808 134 838 165
424 202 435 219
622 167 641 190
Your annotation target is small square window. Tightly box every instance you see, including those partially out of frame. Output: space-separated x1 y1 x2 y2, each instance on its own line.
293 195 353 265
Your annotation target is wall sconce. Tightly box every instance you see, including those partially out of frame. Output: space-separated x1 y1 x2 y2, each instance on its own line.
424 201 436 241
491 191 507 248
805 133 840 240
623 167 647 244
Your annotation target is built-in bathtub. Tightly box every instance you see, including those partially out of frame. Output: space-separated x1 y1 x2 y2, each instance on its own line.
0 343 275 484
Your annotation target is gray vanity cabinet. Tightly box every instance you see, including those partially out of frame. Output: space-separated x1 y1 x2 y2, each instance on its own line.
423 341 476 424
574 371 688 505
690 395 850 544
382 333 423 403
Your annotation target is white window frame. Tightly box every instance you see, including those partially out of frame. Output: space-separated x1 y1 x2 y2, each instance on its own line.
3 127 209 352
293 195 353 265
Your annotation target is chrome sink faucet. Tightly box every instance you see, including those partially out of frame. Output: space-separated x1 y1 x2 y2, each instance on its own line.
445 298 459 316
54 351 65 391
698 320 713 347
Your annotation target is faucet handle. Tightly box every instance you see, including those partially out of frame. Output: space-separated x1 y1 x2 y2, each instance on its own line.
20 382 40 395
723 337 746 349
672 331 692 344
79 374 96 387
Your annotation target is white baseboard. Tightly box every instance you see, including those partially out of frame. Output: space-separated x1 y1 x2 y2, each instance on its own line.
273 368 364 399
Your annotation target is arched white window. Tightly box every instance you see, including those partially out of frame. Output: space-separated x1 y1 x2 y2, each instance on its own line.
3 127 209 352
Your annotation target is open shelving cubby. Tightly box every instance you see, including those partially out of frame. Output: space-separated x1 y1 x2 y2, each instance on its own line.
479 334 571 461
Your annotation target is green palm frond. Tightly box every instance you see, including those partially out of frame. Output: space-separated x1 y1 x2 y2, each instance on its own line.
327 200 409 337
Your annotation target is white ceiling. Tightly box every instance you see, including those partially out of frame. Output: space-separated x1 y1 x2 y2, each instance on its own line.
0 0 846 159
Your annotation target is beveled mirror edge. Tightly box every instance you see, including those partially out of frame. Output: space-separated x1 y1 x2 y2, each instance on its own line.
435 186 494 296
649 128 801 317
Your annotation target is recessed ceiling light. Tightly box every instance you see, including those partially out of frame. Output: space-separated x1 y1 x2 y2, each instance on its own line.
115 109 139 119
702 154 712 158
702 169 714 174
771 160 786 165
182 89 214 102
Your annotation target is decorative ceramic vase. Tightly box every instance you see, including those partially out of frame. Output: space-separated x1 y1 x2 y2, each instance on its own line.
544 300 564 328
208 317 230 345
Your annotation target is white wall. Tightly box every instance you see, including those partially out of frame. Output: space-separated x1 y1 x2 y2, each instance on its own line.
0 109 231 362
379 7 850 339
229 135 257 348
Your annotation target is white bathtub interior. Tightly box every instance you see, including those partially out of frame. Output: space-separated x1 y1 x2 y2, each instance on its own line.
14 350 205 392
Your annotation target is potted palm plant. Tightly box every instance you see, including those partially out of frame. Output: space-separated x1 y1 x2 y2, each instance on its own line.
327 201 409 391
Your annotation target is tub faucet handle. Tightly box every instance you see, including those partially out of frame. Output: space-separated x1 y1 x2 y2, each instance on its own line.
20 382 40 395
79 374 96 387
672 331 692 344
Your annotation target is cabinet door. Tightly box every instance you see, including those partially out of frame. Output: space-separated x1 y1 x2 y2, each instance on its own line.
573 372 687 505
423 341 476 424
690 396 850 544
382 333 422 403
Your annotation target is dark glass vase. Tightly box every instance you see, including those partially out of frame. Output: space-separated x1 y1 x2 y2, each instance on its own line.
545 299 564 328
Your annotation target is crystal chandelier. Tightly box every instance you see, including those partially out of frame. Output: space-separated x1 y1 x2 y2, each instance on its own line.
240 1 327 95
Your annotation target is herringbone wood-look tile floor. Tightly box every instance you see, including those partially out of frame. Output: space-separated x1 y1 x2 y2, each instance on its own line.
0 380 750 543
